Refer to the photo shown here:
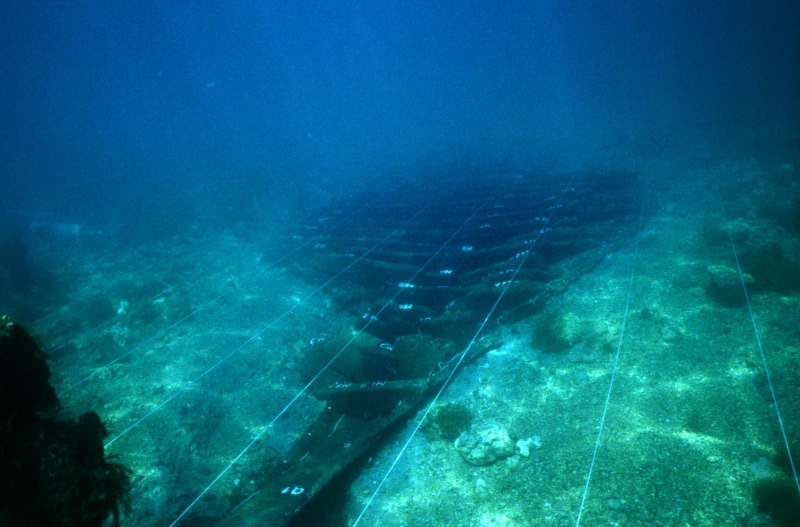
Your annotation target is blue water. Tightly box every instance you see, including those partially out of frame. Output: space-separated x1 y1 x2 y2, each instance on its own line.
2 0 798 232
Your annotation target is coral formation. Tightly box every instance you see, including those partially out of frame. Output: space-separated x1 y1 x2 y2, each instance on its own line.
455 420 516 466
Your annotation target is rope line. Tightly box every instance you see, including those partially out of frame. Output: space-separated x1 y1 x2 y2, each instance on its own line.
168 198 489 526
352 177 574 526
60 196 376 397
44 240 282 372
105 205 430 448
31 196 371 330
29 240 197 328
574 188 646 527
59 237 312 396
717 191 800 493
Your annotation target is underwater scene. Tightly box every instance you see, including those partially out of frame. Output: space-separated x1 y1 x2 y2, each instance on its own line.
1 1 799 526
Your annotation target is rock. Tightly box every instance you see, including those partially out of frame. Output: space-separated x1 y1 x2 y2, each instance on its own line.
535 311 586 353
660 322 683 343
109 323 130 347
723 220 750 244
749 457 781 479
515 436 541 457
607 499 627 511
455 420 516 466
475 477 488 493
708 264 753 289
701 219 750 245
706 265 753 306
744 513 776 527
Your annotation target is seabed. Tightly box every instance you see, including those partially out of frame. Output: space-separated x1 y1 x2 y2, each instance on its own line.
5 147 800 527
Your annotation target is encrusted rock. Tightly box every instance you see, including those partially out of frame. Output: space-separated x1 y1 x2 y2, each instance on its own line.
455 420 516 466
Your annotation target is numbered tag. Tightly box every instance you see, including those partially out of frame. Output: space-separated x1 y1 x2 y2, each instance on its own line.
281 486 305 496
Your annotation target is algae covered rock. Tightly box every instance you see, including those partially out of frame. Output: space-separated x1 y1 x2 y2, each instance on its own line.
0 316 59 420
660 321 684 343
455 420 516 466
702 220 750 245
431 402 474 441
740 243 800 294
534 310 586 353
0 315 131 527
752 476 800 527
706 265 753 306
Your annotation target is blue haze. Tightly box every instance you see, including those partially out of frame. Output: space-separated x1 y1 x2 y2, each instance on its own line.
1 0 798 232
